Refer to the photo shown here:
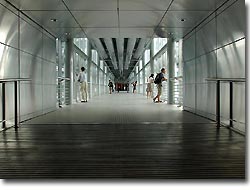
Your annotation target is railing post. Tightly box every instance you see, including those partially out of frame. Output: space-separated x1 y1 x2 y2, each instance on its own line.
2 83 6 129
216 80 220 128
1 78 30 131
229 81 233 127
14 81 18 130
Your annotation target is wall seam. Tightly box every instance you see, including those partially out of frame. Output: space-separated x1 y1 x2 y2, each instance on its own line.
42 31 44 113
195 28 197 114
3 0 56 39
18 10 21 124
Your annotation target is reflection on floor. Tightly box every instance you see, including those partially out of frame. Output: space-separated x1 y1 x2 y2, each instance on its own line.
0 93 245 179
24 93 212 124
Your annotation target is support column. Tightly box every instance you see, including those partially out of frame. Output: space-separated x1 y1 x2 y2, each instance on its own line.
2 83 6 129
14 81 18 130
87 41 92 99
229 81 233 127
177 39 183 106
216 80 221 128
57 39 63 106
142 55 146 95
178 39 183 77
138 65 140 93
65 38 74 105
97 57 100 96
167 38 175 104
150 42 154 74
149 42 155 98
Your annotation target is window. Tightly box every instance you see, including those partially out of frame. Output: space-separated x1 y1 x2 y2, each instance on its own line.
91 50 98 63
139 60 143 71
144 49 150 64
100 60 104 70
153 38 167 56
136 66 139 73
73 38 88 55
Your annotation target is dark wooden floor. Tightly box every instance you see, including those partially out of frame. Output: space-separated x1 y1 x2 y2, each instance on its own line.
0 123 245 179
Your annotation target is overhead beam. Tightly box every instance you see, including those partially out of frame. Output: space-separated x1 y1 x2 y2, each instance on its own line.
134 38 148 59
124 38 136 70
104 38 118 70
116 38 124 74
90 38 108 60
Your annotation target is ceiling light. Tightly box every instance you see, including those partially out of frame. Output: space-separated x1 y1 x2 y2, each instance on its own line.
50 18 57 22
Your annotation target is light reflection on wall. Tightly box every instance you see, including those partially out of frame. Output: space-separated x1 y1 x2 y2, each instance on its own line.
0 43 6 78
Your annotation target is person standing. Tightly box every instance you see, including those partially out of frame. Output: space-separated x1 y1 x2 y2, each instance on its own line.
125 82 129 93
132 81 137 93
78 67 88 102
153 68 167 103
108 80 114 94
146 74 154 99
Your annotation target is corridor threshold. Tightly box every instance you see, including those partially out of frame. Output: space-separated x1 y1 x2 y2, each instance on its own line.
0 93 245 179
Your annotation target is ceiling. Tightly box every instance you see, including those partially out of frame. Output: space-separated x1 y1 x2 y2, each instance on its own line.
6 0 226 79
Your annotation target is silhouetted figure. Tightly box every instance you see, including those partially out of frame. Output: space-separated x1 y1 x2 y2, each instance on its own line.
125 82 129 93
108 80 114 94
132 81 137 93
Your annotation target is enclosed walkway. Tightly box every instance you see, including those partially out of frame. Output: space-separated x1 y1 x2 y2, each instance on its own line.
0 93 245 179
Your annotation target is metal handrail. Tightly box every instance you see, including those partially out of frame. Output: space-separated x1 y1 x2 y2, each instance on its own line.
170 76 183 81
169 77 183 106
206 78 245 82
0 78 31 83
1 78 31 131
57 77 71 107
205 78 246 128
57 77 70 82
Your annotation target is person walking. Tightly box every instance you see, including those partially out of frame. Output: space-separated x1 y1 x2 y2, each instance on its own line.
146 74 154 99
78 67 88 102
108 80 114 94
153 68 167 103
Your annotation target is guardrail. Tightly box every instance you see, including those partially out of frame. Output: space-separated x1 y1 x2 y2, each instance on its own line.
57 77 70 107
0 78 31 130
170 76 183 107
206 78 245 128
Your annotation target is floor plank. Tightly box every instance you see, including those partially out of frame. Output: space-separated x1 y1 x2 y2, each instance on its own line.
0 93 245 179
0 123 245 179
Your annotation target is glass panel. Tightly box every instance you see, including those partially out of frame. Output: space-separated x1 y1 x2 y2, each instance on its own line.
145 64 151 81
99 70 104 95
57 41 66 106
144 49 150 64
140 70 144 93
139 60 143 71
136 66 139 73
153 38 168 56
173 41 183 106
91 49 98 63
100 60 104 70
73 38 88 55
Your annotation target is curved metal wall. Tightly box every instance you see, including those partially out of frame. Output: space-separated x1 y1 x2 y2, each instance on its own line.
0 0 56 126
183 0 246 132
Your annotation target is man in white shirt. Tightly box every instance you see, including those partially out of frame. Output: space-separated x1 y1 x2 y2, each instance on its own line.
78 67 88 102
